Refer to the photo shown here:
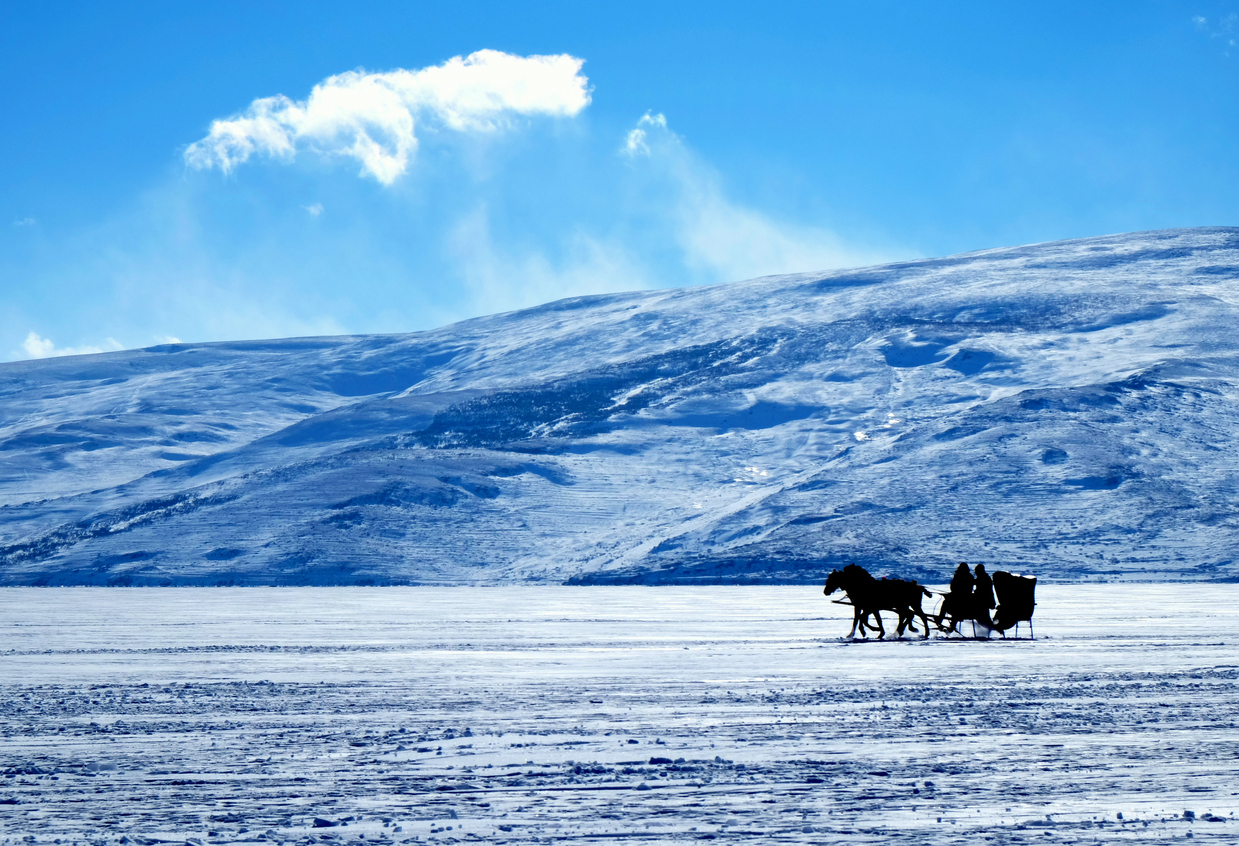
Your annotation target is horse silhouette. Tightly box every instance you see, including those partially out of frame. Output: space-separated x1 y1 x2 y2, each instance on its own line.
823 564 932 639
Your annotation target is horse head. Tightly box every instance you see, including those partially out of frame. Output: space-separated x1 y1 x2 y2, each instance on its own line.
823 570 846 596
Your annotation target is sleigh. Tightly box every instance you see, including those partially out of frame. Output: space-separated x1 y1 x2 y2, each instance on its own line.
937 570 1037 639
990 571 1037 638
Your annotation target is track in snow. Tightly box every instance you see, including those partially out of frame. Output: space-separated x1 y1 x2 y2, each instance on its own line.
2 585 1238 843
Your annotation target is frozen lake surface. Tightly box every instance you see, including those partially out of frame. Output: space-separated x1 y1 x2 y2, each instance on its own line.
2 585 1239 843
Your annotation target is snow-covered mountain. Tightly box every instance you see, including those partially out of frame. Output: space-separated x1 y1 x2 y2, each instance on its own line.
4 227 1239 585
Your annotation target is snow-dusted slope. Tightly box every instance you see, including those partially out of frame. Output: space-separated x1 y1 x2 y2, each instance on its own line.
4 228 1239 585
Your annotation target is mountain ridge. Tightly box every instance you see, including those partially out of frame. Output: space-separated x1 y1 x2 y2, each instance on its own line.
4 226 1239 585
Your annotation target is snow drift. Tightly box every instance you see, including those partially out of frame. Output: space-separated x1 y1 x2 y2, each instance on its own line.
3 227 1239 585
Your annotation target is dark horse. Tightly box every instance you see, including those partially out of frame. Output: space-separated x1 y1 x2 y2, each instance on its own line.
823 564 932 639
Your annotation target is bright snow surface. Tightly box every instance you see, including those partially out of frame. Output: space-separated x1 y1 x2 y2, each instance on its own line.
2 585 1237 842
4 227 1239 584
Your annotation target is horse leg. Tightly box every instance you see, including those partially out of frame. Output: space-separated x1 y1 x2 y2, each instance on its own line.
897 609 915 637
852 606 878 639
862 611 882 639
847 606 862 638
857 609 878 638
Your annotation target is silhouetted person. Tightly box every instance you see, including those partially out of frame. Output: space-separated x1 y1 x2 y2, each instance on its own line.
934 562 975 629
972 563 997 629
950 562 974 597
974 563 995 611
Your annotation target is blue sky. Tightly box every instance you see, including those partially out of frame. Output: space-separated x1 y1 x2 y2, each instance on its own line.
3 1 1239 360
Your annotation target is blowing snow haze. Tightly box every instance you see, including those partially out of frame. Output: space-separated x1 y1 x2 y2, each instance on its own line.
3 227 1238 586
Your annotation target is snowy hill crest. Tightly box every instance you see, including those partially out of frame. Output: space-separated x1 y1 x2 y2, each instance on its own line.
4 227 1239 585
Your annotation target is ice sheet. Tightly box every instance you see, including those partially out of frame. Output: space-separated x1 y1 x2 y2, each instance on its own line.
2 585 1238 842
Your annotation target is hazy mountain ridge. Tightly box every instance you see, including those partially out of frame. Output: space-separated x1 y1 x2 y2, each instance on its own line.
3 227 1239 585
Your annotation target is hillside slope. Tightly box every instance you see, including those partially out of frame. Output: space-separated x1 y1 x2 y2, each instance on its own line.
3 227 1239 585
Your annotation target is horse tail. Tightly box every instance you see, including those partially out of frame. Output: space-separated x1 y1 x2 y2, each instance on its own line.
921 586 932 598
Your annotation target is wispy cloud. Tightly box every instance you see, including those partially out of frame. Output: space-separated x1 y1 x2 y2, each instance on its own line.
1194 13 1237 50
20 332 124 359
621 111 666 157
433 113 903 321
621 113 902 283
185 50 591 185
305 203 324 217
12 217 37 227
447 205 649 318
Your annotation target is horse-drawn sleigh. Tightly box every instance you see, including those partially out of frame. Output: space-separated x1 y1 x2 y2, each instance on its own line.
823 563 1037 639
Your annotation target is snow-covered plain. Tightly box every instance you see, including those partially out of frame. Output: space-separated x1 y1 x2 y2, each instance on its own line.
5 228 1239 585
3 585 1238 843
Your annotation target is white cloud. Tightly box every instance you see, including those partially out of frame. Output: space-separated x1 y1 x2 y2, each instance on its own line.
185 49 591 185
20 332 124 359
153 335 182 345
21 333 54 358
305 203 324 217
621 114 903 282
12 217 36 227
621 111 666 157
